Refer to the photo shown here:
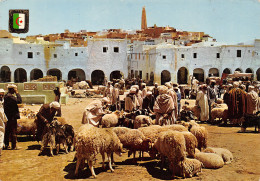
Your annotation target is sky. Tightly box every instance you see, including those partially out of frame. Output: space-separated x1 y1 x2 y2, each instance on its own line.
0 0 260 44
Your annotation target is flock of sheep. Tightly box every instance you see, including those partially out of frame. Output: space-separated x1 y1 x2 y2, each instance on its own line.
74 120 233 179
15 106 234 179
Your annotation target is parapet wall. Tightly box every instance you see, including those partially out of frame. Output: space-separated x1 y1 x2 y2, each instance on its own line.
0 82 69 104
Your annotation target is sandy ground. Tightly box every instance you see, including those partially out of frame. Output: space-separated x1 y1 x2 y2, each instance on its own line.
0 97 260 181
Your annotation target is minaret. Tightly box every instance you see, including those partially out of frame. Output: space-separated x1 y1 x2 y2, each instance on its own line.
141 6 147 30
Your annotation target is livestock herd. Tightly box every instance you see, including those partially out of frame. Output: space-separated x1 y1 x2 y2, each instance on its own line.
14 105 234 179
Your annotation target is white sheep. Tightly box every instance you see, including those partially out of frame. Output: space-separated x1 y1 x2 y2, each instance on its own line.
160 124 188 132
188 120 208 151
134 115 152 129
112 127 152 160
203 147 233 164
181 131 198 158
181 158 203 178
17 118 37 140
154 130 186 177
195 152 224 169
75 126 124 178
138 125 162 143
100 111 122 128
210 108 229 123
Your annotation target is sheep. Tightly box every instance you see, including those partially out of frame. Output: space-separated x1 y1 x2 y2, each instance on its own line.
138 125 162 143
112 127 152 160
160 124 188 132
182 105 201 120
188 120 208 151
100 111 122 128
181 131 198 158
203 147 233 164
134 115 152 129
53 117 68 125
181 158 203 178
154 130 186 177
75 126 124 178
195 152 224 169
210 108 229 124
17 118 37 140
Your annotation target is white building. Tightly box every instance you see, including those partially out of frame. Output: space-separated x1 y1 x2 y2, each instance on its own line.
130 39 260 85
0 33 128 84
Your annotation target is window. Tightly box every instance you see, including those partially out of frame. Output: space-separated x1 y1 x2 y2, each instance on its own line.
81 51 84 53
28 52 33 58
114 47 119 53
37 52 40 55
54 54 57 58
181 54 185 58
237 50 241 57
162 55 166 59
193 53 197 58
228 50 230 53
216 53 220 58
19 52 22 55
75 53 78 56
248 50 250 53
103 47 108 53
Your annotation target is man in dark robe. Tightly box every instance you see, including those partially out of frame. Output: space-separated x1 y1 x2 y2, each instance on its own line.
4 84 22 149
142 91 155 112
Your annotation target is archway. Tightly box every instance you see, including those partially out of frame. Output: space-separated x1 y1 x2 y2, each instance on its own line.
177 67 188 84
0 66 11 82
91 70 105 85
208 68 219 77
68 69 86 81
193 68 204 82
30 69 43 81
161 70 171 85
47 68 62 81
14 68 27 83
245 68 254 79
110 70 123 81
223 68 231 74
257 68 260 81
235 68 242 73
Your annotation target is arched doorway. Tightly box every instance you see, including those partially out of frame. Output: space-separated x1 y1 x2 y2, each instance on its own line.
110 70 123 81
208 68 219 77
91 70 105 85
68 69 86 81
14 68 27 83
0 66 11 82
223 68 231 74
161 70 171 85
177 67 188 84
193 68 204 82
235 68 242 73
245 68 254 79
30 69 43 81
47 68 62 81
257 68 260 81
150 72 154 82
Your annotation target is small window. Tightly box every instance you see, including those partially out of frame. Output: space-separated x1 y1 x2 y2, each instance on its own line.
75 53 78 56
181 54 185 58
114 47 119 53
228 50 230 53
162 55 166 59
103 47 108 53
248 50 250 53
54 54 57 58
237 50 241 57
216 53 220 58
28 52 33 58
81 51 84 53
19 52 22 55
193 53 197 58
37 52 40 55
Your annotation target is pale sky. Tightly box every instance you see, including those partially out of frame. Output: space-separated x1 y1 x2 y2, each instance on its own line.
0 0 260 44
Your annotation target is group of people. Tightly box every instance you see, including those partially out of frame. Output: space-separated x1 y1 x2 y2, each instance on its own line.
0 84 62 162
195 78 260 124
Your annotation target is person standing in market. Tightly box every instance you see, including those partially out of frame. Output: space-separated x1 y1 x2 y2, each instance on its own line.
4 84 22 150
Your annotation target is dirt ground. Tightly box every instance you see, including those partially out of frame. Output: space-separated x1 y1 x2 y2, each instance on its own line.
0 97 259 181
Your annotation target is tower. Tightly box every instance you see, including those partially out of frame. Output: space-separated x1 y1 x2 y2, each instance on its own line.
141 6 147 30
